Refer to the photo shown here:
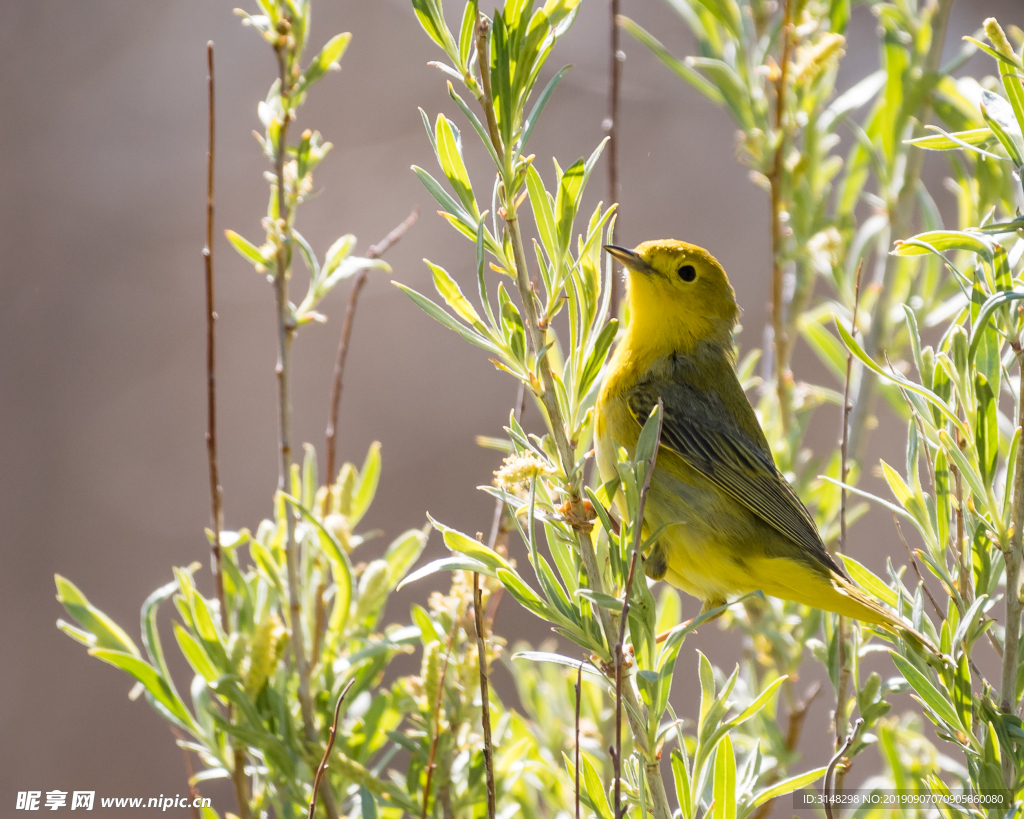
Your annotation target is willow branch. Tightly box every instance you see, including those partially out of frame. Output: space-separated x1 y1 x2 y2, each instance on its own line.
204 42 226 629
307 679 354 819
272 36 336 819
824 719 862 819
768 0 796 435
325 207 419 481
833 259 862 757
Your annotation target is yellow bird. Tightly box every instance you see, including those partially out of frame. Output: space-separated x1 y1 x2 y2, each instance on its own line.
595 239 910 631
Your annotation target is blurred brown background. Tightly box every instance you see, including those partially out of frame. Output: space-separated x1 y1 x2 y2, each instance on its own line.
1 0 1019 814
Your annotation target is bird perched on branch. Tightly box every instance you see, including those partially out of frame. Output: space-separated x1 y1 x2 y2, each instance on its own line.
596 239 931 646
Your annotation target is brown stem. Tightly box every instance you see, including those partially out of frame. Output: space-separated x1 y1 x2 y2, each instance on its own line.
204 42 226 628
833 259 862 765
422 626 457 819
325 207 419 481
750 682 821 819
893 512 945 622
824 719 863 819
206 43 249 819
847 0 955 461
613 401 664 819
172 728 203 819
272 37 336 819
473 572 496 819
575 662 582 819
606 0 623 320
307 679 355 819
768 0 795 435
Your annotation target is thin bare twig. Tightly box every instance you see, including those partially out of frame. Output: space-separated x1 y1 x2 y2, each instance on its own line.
893 512 945 622
750 682 821 819
205 43 249 819
307 679 355 819
606 0 623 320
271 34 337 819
613 400 664 819
172 728 203 819
204 42 227 629
823 718 863 819
422 624 457 819
833 258 862 779
473 572 496 819
575 661 583 819
325 207 419 481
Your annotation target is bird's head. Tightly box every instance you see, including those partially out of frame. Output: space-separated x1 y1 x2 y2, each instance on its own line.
605 239 739 353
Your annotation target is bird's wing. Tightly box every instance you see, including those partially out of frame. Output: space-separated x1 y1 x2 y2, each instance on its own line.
627 375 844 576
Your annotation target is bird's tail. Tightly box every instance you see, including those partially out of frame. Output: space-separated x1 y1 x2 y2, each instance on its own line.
830 572 943 660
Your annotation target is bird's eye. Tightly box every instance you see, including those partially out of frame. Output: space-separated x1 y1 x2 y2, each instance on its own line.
677 264 696 282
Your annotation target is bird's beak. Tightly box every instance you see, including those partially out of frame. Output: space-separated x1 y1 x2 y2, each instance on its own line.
604 244 653 275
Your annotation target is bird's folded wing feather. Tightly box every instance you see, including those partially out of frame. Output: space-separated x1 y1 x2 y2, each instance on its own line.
627 377 843 576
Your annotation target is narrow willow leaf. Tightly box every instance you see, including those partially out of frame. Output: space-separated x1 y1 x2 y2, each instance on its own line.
750 767 828 807
905 127 995 150
890 652 962 731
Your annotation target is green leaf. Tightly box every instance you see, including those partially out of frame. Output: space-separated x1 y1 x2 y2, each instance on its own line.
429 517 513 573
618 18 723 105
671 748 692 819
526 165 559 263
351 441 381 526
554 158 585 258
980 92 1023 166
512 650 602 677
383 528 427 588
299 32 352 91
890 652 962 731
580 751 613 819
975 374 998 484
835 319 966 436
840 555 898 608
435 115 478 217
55 575 140 657
520 66 571 151
398 556 494 590
969 290 1024 360
728 675 788 726
687 57 753 129
411 0 457 59
90 648 195 731
497 567 556 621
224 230 270 270
750 767 828 807
173 622 218 683
893 230 993 260
393 281 501 355
905 127 995 151
711 734 736 819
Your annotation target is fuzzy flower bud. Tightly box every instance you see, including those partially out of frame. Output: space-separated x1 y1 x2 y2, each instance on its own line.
984 18 1014 58
794 33 846 86
244 613 285 698
493 452 555 490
